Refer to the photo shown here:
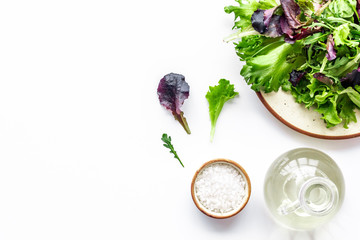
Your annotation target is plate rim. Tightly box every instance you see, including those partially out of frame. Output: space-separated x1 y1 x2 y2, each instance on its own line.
256 91 360 140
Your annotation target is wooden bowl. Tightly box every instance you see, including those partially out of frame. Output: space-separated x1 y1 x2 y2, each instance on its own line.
191 159 251 219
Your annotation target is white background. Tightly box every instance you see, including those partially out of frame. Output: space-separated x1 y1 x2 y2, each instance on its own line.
0 0 359 239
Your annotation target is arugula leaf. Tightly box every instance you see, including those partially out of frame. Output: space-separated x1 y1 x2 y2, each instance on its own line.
161 133 184 167
206 79 239 142
328 52 360 77
303 32 329 45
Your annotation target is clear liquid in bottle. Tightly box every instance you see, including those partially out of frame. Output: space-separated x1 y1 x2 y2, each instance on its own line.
264 148 345 230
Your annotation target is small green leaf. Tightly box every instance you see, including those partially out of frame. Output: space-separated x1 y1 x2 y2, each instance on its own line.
206 79 239 142
161 133 184 167
340 87 360 108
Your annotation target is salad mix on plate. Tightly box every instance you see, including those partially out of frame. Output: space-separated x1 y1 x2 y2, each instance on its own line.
225 0 360 128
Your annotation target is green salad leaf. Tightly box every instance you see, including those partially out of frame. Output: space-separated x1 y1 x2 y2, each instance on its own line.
340 87 360 108
225 0 360 128
333 24 359 47
161 133 184 167
240 38 306 92
224 0 278 42
206 79 239 141
327 0 357 18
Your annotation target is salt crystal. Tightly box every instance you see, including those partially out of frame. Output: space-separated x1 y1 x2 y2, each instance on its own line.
194 162 247 214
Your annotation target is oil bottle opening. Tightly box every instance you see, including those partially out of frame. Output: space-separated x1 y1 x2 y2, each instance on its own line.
299 177 339 216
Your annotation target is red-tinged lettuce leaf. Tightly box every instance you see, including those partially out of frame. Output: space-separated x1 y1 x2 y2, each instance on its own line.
289 70 306 87
251 7 282 37
326 35 337 61
280 15 294 36
264 7 277 26
266 15 283 37
251 9 267 33
313 72 334 86
285 26 322 43
341 67 360 88
281 0 302 29
225 0 278 30
157 73 191 134
256 0 313 42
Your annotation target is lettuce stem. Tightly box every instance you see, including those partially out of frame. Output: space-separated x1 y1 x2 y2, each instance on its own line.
173 112 191 134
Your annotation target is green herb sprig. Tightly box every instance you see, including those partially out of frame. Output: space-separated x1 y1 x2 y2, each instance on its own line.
161 133 184 167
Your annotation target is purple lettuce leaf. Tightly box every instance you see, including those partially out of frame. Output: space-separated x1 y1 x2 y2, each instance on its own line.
326 35 336 61
285 26 322 44
263 7 278 26
251 10 267 34
289 70 306 86
281 0 302 29
266 15 283 38
280 15 294 36
355 0 360 24
280 0 321 43
157 73 191 134
341 67 360 88
284 38 296 44
313 72 334 86
284 37 296 44
251 7 282 37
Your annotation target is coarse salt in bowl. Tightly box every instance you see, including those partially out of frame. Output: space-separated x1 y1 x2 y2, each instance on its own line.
191 159 251 219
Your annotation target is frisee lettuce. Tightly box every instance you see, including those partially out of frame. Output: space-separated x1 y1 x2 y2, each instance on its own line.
241 38 306 92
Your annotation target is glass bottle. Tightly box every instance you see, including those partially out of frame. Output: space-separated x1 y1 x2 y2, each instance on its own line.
264 148 345 230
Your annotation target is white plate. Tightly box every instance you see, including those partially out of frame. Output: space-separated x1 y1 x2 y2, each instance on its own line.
257 90 360 139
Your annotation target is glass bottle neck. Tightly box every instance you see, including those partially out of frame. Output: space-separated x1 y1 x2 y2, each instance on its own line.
298 177 339 216
279 177 339 216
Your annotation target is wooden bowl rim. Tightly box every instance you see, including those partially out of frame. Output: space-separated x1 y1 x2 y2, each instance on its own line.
191 158 251 219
